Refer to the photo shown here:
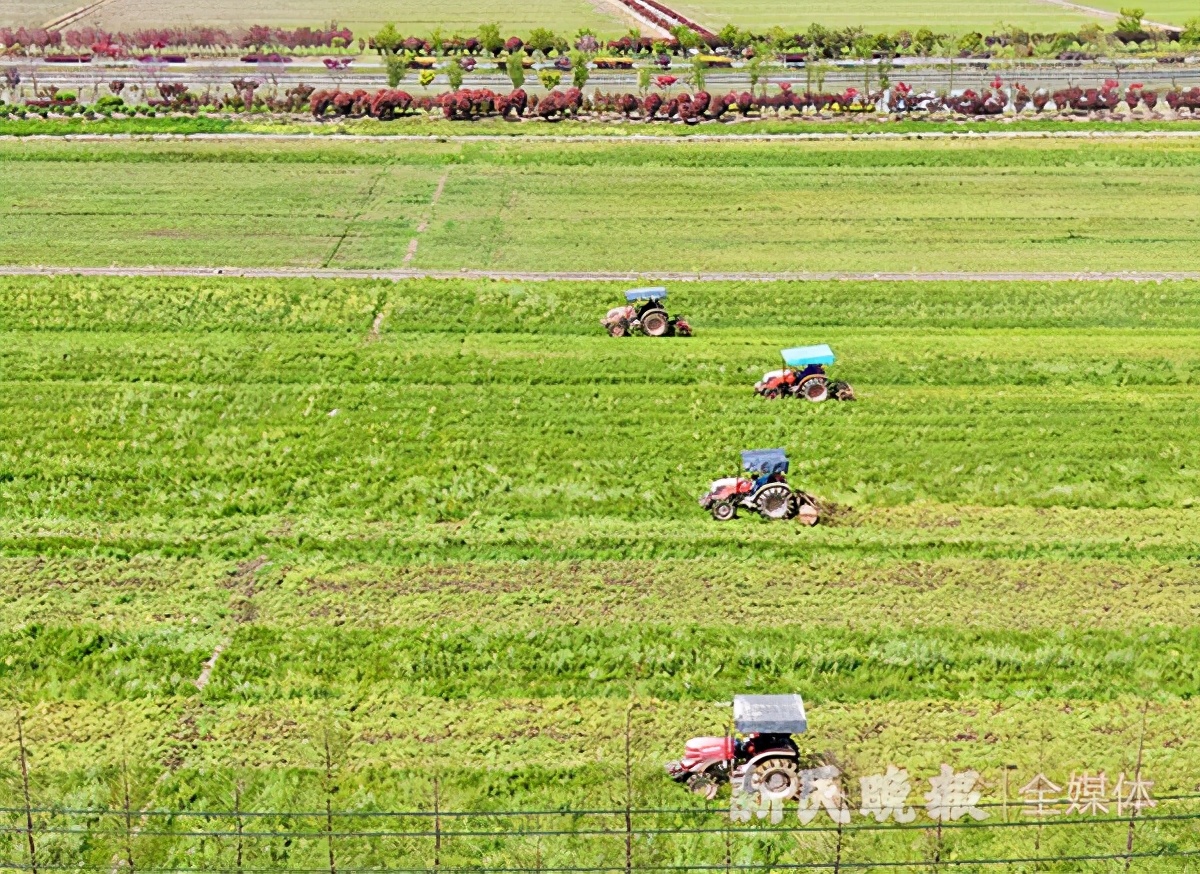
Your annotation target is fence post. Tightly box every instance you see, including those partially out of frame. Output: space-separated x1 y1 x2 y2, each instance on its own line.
624 702 634 874
1124 702 1150 872
15 711 38 874
323 730 337 874
433 775 442 869
121 758 136 874
233 782 244 874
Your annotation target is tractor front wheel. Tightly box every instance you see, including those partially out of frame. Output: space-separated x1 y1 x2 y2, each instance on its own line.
608 322 626 338
640 310 670 337
796 499 820 527
686 772 721 800
710 500 736 522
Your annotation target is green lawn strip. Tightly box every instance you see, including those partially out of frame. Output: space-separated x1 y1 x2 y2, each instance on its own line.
7 277 1200 331
2 504 1198 561
3 377 1196 521
5 138 1200 272
4 557 1196 632
6 326 1200 385
5 116 1200 137
1 696 1194 796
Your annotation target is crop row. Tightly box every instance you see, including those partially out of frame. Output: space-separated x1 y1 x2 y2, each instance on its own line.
5 19 1199 60
6 555 1199 632
7 276 1200 333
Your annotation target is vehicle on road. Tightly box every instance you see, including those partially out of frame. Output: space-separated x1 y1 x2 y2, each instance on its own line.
755 344 855 402
601 287 692 337
698 448 820 524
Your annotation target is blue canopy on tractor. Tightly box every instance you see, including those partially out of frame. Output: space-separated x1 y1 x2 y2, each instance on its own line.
625 287 667 303
782 344 836 367
741 448 789 476
733 694 808 735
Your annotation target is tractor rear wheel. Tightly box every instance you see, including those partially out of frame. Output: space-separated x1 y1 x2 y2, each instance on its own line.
751 757 801 801
640 310 670 337
800 376 829 403
710 500 736 522
755 484 793 520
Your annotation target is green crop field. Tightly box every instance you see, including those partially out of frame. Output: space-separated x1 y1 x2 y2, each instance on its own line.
672 0 1096 32
1 269 1199 869
2 0 627 36
5 138 1200 274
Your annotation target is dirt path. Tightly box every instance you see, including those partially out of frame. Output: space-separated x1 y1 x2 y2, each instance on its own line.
6 266 1200 282
42 0 118 30
591 0 672 36
402 168 451 266
1032 0 1183 32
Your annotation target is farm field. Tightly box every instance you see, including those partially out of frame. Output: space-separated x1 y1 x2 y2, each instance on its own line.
1 273 1199 869
1082 0 1200 25
4 137 1200 273
672 0 1095 32
1 0 627 36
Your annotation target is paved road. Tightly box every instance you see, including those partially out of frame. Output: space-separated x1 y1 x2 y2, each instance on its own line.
5 266 1199 282
17 57 1200 97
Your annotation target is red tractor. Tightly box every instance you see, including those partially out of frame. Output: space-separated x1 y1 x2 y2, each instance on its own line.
666 694 811 800
698 449 820 525
755 345 855 402
601 287 692 337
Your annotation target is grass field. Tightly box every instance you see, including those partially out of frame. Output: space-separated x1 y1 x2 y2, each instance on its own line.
672 0 1096 32
1 272 1199 868
2 0 627 36
4 137 1200 273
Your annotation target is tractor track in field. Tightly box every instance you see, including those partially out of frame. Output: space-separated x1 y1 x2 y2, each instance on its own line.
6 266 1200 282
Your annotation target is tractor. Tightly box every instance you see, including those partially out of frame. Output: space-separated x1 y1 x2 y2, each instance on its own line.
698 448 820 525
666 694 813 800
601 287 692 337
755 345 855 402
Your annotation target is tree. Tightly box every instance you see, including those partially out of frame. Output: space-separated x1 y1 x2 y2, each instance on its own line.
690 54 706 92
478 23 503 57
671 25 701 52
527 28 557 55
447 58 464 90
1184 17 1200 45
746 42 769 95
506 51 525 89
570 50 590 89
1115 7 1145 33
385 52 411 87
372 22 402 55
637 65 651 94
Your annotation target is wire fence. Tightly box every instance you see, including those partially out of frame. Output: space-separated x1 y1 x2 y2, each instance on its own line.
3 793 1199 872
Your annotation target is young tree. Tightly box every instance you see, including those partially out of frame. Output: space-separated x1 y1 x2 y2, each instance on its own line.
478 23 503 56
385 52 411 87
570 50 590 90
447 58 464 90
637 65 651 95
690 54 707 92
527 28 557 56
1115 7 1146 33
372 22 402 55
538 69 561 89
506 51 525 89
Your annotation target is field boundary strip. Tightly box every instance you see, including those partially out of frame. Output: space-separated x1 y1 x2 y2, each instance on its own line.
8 131 1200 144
5 266 1200 282
1031 0 1182 32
